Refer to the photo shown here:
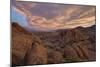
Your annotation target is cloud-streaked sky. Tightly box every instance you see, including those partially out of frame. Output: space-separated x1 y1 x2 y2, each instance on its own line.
11 1 96 31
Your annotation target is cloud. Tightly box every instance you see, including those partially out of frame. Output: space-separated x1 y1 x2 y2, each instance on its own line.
12 1 37 18
27 15 95 30
11 1 96 30
79 7 95 18
12 6 26 17
63 16 95 28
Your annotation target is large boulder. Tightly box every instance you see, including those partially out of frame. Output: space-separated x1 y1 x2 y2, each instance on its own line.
24 44 48 65
63 41 96 62
63 45 82 62
47 49 63 64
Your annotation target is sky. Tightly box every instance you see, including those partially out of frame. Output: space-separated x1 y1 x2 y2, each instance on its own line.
11 7 28 26
11 1 96 31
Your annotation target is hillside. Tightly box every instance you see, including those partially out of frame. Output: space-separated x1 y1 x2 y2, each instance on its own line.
12 22 96 66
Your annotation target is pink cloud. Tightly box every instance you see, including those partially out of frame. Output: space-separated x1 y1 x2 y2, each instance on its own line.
12 1 96 30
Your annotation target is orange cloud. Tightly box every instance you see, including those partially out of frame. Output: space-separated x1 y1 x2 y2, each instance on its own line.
28 15 95 30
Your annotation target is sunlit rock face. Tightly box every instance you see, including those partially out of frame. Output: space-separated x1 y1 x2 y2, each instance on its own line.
11 1 96 31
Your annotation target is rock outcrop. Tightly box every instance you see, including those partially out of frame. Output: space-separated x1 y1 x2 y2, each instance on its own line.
12 23 33 65
34 25 96 63
12 23 47 65
12 22 96 66
47 49 63 64
24 44 47 65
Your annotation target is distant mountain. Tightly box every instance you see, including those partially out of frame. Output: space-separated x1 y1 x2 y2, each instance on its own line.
33 25 96 47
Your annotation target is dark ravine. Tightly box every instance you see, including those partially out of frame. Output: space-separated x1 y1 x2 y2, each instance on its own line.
12 22 96 66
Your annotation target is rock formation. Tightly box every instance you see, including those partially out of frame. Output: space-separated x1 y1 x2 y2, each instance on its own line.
12 22 96 66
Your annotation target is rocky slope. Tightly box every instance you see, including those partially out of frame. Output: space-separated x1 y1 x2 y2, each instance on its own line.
12 22 96 66
33 25 96 62
12 23 48 66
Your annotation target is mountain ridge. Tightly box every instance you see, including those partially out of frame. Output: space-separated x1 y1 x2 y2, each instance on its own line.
12 22 96 66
